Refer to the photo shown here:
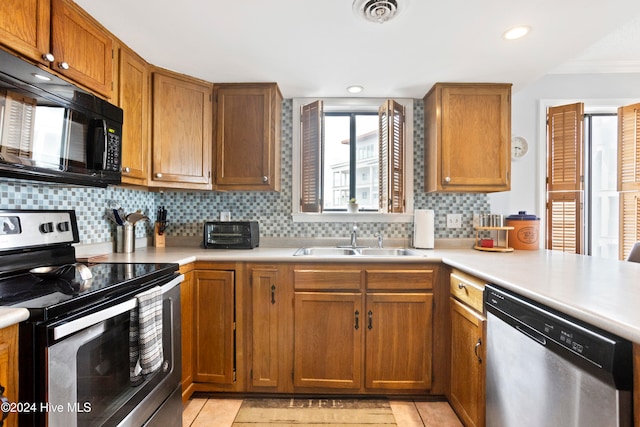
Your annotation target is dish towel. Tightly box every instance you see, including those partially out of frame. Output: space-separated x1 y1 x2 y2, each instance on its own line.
129 286 163 385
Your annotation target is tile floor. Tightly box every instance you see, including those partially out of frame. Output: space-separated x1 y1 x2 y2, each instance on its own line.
183 397 463 427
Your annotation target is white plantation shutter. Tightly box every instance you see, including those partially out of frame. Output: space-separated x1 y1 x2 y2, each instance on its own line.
0 90 36 158
546 103 584 254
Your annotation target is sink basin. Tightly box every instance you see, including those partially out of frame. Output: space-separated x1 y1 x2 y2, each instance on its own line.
293 247 423 257
357 248 422 256
293 247 358 256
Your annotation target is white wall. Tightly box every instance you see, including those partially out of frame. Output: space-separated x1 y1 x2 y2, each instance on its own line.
489 72 640 222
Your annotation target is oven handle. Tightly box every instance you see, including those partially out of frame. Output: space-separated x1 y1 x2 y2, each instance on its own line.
52 274 184 340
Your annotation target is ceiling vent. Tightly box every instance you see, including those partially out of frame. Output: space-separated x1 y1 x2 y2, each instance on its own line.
353 0 403 24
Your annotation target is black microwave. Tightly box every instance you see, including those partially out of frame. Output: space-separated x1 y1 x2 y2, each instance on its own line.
204 221 260 249
0 48 122 187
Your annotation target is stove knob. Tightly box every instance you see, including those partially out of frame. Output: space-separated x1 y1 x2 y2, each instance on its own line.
57 221 70 232
40 222 54 233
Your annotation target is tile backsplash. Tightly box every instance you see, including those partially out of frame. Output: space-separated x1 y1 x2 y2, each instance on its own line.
0 99 490 246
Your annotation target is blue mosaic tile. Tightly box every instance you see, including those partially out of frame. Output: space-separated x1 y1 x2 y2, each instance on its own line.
0 98 491 245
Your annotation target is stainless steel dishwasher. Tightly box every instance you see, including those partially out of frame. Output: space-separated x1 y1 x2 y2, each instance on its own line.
484 285 633 427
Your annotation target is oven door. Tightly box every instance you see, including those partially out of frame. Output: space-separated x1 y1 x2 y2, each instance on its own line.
45 275 182 427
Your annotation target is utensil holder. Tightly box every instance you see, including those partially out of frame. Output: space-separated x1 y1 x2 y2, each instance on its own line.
115 226 124 253
154 222 166 248
123 224 135 253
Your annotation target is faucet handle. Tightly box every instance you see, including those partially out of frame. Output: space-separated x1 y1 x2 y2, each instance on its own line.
375 232 384 248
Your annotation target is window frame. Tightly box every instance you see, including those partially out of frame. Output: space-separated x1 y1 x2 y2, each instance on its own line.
292 97 414 223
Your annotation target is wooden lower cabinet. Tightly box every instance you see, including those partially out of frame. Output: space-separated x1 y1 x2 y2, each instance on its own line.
0 324 18 427
294 291 363 390
365 292 433 390
179 268 194 401
193 269 236 384
247 264 293 392
292 264 437 394
449 269 486 427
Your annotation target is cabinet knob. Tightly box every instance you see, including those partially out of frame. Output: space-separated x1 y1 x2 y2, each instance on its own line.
123 167 131 173
155 173 163 178
58 62 70 70
444 176 451 183
262 176 268 183
42 52 55 63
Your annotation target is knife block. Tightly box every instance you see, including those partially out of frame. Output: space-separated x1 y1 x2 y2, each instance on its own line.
154 222 166 248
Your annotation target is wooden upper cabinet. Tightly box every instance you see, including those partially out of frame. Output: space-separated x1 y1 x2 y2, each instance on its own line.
1 0 113 98
0 0 51 66
424 83 511 192
214 83 282 191
117 47 149 186
150 69 212 190
50 0 113 97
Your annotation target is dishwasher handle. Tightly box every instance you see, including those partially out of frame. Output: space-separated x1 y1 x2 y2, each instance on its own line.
515 323 547 346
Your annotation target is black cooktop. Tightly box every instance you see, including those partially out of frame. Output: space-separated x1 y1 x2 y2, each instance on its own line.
0 262 179 321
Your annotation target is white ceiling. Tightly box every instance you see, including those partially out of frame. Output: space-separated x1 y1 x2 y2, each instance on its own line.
76 0 640 98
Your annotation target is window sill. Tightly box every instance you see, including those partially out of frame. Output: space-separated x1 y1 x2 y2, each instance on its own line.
291 212 414 223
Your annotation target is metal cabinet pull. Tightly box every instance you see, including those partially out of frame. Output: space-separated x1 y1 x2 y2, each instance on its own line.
474 338 482 363
355 310 360 330
368 310 373 330
42 52 54 63
271 284 276 304
59 61 69 70
458 282 466 289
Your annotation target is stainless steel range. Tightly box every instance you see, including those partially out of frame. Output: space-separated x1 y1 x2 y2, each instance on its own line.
0 209 183 427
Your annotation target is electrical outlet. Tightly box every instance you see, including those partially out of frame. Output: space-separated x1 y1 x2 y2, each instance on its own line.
446 213 462 228
220 211 231 221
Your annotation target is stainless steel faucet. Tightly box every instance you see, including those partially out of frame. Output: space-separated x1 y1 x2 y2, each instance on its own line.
350 223 358 248
376 233 384 248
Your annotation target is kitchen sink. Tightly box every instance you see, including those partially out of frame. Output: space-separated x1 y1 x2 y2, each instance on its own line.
293 247 359 256
357 248 422 256
293 247 424 257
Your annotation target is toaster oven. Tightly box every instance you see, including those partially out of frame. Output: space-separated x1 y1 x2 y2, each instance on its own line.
203 221 259 249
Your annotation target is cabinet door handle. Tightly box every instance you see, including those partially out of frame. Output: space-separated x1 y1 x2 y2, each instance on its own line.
42 52 55 63
354 310 359 330
444 176 451 183
262 176 268 183
474 338 482 364
368 310 373 330
271 284 276 304
58 61 70 70
458 282 466 289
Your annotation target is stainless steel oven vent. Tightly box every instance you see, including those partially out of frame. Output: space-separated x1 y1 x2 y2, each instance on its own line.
353 0 402 23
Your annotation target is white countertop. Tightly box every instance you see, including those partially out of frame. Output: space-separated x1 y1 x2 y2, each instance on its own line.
6 244 640 344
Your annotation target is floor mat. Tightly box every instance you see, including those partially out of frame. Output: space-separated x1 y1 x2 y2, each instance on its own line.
232 398 397 426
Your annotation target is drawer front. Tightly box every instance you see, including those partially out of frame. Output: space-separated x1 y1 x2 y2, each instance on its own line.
365 269 434 291
450 270 485 312
293 269 362 290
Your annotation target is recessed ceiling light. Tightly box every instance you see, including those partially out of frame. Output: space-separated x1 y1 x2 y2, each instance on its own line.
503 25 531 40
31 73 52 81
347 85 363 94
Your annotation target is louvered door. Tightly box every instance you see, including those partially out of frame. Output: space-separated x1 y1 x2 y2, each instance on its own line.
618 103 640 191
620 192 640 260
618 103 640 260
546 103 584 254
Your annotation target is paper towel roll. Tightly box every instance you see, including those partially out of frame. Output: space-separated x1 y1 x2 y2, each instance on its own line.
413 209 434 249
